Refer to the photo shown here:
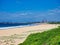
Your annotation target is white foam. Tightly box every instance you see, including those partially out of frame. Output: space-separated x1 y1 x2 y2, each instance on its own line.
0 25 34 30
0 24 39 30
0 25 29 30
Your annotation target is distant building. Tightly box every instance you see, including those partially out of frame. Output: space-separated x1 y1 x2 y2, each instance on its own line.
41 19 48 23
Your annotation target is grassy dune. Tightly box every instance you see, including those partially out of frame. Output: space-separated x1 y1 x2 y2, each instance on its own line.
19 26 60 45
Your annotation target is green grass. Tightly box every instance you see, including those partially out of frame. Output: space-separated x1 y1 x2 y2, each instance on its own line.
18 26 60 45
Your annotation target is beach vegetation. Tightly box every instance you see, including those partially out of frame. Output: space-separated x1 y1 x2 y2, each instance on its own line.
18 26 60 45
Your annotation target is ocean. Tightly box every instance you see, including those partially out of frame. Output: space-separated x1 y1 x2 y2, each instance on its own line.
0 23 38 29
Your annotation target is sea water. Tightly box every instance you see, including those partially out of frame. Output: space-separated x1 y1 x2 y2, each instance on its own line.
0 23 38 30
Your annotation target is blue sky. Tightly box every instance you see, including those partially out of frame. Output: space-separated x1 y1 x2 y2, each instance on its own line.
0 0 60 22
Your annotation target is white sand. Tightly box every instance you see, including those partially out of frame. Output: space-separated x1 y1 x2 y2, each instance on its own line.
0 23 60 45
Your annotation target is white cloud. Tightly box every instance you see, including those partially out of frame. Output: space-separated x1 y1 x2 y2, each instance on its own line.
0 6 60 22
0 11 33 18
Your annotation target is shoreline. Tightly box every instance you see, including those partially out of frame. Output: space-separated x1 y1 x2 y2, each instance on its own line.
0 23 59 30
0 23 40 30
0 23 59 36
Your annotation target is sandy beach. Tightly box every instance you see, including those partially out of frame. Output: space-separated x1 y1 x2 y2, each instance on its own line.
0 23 60 45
